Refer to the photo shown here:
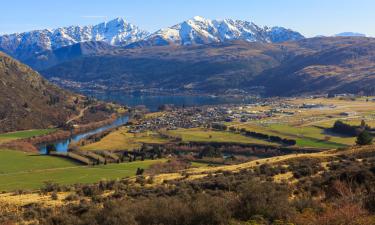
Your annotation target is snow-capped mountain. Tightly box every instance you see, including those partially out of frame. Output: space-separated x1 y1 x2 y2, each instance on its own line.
0 18 149 60
129 16 304 47
0 16 305 62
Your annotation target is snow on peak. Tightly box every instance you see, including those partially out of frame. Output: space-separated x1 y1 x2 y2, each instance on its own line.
0 18 149 59
192 16 207 22
0 16 305 59
138 17 304 47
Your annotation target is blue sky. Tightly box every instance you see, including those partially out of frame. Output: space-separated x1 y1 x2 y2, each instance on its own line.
1 0 374 37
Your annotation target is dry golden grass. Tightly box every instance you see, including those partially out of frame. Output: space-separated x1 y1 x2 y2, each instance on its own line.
0 192 71 207
3 145 371 207
289 97 375 113
144 112 166 119
80 127 169 151
148 145 375 186
149 150 337 185
273 171 295 183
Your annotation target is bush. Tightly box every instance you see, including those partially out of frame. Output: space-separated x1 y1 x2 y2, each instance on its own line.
41 181 62 193
51 192 58 200
211 123 227 131
65 193 80 201
356 130 373 145
136 168 144 175
234 181 293 221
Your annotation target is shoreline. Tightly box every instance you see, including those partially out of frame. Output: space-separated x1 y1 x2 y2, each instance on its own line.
0 113 127 152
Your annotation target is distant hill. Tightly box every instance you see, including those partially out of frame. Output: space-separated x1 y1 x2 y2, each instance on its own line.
0 52 112 132
24 41 116 70
41 41 306 94
335 32 366 37
256 37 375 96
40 36 375 97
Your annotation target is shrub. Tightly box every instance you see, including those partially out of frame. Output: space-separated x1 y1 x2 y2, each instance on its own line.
51 192 58 200
356 130 373 145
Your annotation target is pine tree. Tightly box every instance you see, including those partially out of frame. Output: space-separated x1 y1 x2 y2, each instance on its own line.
356 130 373 145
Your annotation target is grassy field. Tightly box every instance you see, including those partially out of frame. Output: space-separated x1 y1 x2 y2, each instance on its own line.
0 149 79 174
229 122 351 148
166 128 278 146
269 124 355 146
0 129 56 144
314 118 375 129
80 127 169 151
0 149 164 191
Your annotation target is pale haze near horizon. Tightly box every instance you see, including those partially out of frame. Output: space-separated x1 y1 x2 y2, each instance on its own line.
0 0 374 37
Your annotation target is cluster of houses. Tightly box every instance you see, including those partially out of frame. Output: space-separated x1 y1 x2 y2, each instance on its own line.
127 97 345 133
128 101 300 133
129 106 227 132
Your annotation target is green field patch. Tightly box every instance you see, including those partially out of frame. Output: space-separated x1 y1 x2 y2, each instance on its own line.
0 129 56 144
231 123 352 148
0 149 165 191
295 138 343 148
166 128 278 146
0 149 79 174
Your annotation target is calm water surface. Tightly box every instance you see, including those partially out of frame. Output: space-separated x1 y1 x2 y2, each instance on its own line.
87 93 256 111
38 116 129 154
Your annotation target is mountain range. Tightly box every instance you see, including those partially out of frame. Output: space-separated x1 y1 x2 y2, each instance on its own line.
1 17 375 99
0 16 304 64
0 18 149 61
127 16 304 48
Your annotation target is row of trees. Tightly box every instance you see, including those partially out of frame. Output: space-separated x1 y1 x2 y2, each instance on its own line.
332 120 373 145
332 120 371 136
197 123 297 146
243 130 297 146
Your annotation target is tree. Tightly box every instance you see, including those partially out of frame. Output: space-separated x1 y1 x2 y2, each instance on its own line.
356 131 373 145
361 120 367 128
136 168 144 175
211 123 227 131
198 146 222 158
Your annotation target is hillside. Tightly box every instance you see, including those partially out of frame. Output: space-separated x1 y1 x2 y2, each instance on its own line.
0 52 113 133
23 41 115 70
257 37 375 96
2 144 375 224
41 41 306 94
41 37 375 96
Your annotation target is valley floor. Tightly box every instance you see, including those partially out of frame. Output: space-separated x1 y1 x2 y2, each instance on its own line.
0 149 165 191
0 96 374 191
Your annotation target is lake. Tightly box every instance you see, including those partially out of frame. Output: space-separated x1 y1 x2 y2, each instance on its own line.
85 92 257 111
